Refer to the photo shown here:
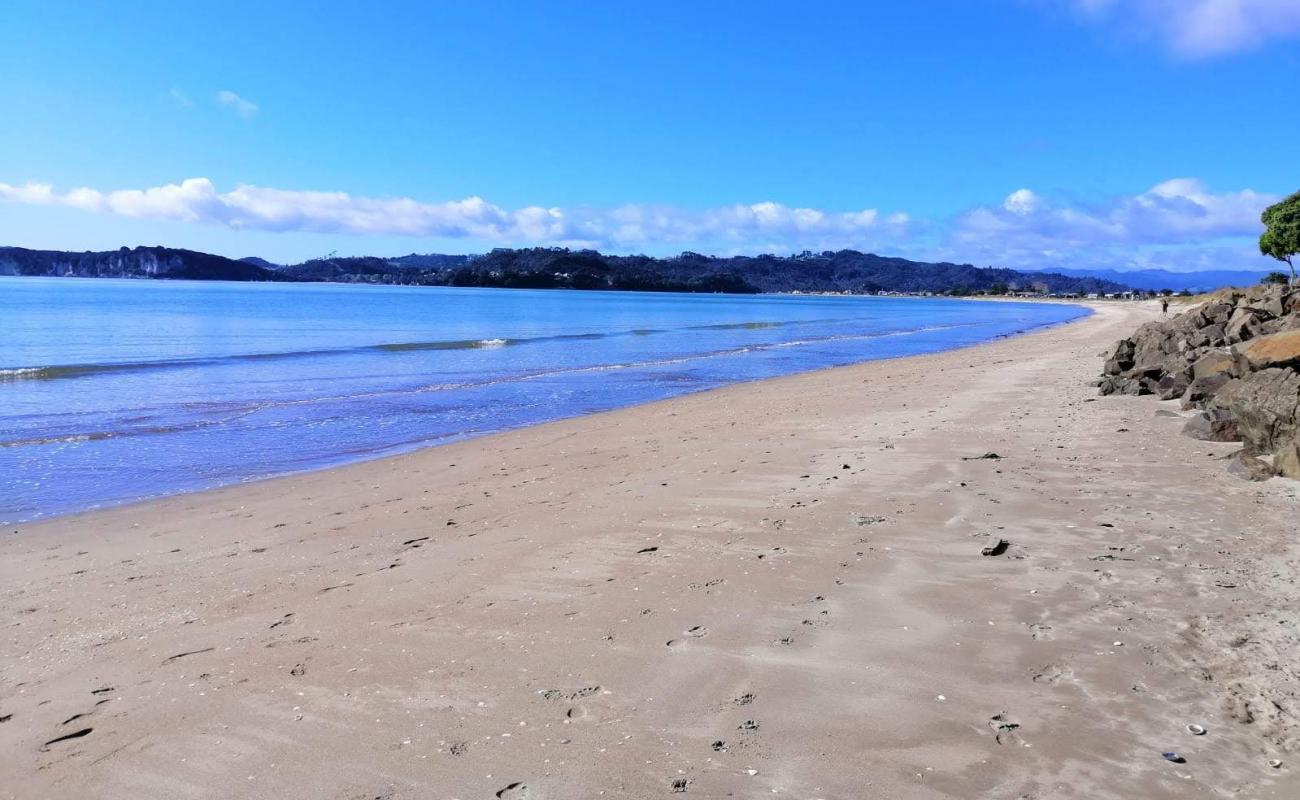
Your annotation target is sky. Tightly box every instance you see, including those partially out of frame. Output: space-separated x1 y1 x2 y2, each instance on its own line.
0 0 1297 272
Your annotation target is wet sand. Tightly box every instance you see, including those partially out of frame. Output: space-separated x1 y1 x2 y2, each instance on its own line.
3 300 1298 799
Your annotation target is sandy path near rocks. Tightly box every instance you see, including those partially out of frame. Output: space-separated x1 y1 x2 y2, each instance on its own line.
2 301 1298 799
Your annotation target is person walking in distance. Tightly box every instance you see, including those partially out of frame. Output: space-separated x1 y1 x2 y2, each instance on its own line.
1161 297 1169 315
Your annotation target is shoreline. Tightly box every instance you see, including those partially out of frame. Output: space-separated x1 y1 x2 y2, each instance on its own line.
3 299 1090 526
3 300 1298 799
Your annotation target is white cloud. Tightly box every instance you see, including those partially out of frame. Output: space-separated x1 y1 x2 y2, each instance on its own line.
0 176 1276 270
0 178 908 252
1064 0 1300 56
215 90 258 118
1003 188 1041 215
948 178 1276 270
168 88 193 108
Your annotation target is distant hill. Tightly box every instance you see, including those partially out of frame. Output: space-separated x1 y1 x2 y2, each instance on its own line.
269 248 1129 295
1025 266 1274 293
0 246 286 282
1 244 1131 295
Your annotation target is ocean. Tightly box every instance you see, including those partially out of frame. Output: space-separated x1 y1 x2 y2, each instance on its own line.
0 277 1087 522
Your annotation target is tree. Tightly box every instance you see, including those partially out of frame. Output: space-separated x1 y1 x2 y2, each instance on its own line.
1259 190 1300 285
1261 271 1291 286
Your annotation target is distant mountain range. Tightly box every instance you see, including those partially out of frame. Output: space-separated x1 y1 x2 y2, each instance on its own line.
1 245 1135 296
1024 266 1275 293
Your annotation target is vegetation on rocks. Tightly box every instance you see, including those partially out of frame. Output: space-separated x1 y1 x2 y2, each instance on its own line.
1259 190 1300 286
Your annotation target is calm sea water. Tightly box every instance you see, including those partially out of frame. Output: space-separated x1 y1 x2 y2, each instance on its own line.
0 277 1086 522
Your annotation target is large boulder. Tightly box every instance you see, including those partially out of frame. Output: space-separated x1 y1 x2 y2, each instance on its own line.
1192 349 1238 381
1130 322 1179 375
1187 323 1227 349
1183 408 1241 442
1182 373 1233 407
1153 373 1190 400
1239 330 1300 372
1214 369 1300 453
1103 339 1136 375
1226 451 1278 482
1098 375 1146 396
1199 301 1235 326
1225 308 1263 344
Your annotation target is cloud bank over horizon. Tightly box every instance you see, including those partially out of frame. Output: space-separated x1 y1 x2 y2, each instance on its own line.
1063 0 1300 57
0 176 1278 273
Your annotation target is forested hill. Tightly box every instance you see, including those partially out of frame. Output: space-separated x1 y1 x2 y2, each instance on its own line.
0 245 1130 295
0 246 288 282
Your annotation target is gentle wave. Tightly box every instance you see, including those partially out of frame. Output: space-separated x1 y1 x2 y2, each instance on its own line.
0 408 260 448
0 315 886 384
0 322 969 449
0 324 802 383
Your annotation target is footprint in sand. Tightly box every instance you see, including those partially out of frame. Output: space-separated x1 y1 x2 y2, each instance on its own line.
669 626 710 648
988 713 1023 745
565 705 589 721
1031 664 1072 685
496 782 529 799
540 686 600 701
1028 623 1053 641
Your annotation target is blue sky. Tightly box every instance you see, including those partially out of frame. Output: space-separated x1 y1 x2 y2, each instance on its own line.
1 0 1297 271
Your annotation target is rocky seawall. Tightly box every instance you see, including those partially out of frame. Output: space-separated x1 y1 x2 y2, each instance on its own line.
1099 284 1300 480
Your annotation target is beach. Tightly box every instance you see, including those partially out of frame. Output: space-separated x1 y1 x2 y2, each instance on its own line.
3 299 1297 798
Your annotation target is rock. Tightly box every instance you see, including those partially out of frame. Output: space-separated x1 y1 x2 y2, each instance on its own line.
1183 408 1240 442
1239 330 1300 372
1259 318 1289 336
1192 349 1238 381
1154 373 1190 400
1098 375 1146 396
1098 294 1300 481
1215 369 1300 453
1226 451 1277 482
1129 322 1179 374
1104 339 1136 375
1200 301 1234 325
1182 373 1232 407
1187 323 1228 349
1258 291 1287 319
1275 435 1300 479
1225 308 1263 344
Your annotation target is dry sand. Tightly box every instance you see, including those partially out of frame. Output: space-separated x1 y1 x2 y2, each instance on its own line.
3 301 1298 799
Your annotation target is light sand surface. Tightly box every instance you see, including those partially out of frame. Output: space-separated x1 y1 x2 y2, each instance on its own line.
3 301 1299 799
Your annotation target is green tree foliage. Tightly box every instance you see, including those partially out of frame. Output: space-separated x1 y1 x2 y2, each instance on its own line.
1261 271 1291 286
1260 191 1300 285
